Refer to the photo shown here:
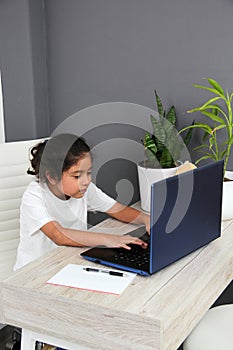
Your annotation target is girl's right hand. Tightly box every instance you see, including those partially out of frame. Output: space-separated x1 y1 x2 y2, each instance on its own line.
104 234 148 250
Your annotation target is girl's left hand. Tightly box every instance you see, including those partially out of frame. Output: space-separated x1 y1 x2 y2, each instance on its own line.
103 234 148 250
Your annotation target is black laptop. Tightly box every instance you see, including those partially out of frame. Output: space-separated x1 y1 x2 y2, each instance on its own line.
81 161 224 276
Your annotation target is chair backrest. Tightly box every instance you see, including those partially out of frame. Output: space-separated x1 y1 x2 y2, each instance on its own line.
0 139 44 281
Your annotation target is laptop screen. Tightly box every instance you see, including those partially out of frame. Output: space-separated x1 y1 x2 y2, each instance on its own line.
149 160 223 273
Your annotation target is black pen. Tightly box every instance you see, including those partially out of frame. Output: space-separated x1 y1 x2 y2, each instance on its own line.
83 267 127 277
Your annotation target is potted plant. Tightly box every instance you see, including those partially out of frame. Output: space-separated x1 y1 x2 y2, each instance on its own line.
180 78 233 220
138 90 193 212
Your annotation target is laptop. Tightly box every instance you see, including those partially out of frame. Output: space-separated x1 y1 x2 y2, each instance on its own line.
81 160 224 276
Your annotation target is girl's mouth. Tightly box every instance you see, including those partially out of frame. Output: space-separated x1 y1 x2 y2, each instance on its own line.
79 188 87 194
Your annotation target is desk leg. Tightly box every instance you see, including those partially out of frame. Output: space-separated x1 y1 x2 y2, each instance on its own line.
21 329 36 350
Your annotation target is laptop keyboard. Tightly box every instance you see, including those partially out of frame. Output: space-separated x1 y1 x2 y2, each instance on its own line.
111 233 150 268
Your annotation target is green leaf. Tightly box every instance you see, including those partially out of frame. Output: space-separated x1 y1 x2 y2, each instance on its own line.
213 125 226 132
201 97 221 108
144 132 157 154
201 111 225 124
209 135 216 150
207 78 225 96
166 106 176 126
145 149 158 167
187 107 200 114
195 123 214 133
200 104 225 117
188 105 226 121
182 128 192 146
159 149 174 168
180 123 213 135
192 84 221 96
179 125 193 134
182 121 195 146
193 144 209 151
163 118 176 139
172 142 183 162
150 115 166 145
195 155 214 165
154 90 164 118
229 92 233 102
220 149 227 159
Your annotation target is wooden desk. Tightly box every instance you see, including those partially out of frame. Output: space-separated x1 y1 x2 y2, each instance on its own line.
1 218 233 350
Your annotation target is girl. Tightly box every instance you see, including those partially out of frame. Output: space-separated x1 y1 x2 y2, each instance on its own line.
14 133 150 270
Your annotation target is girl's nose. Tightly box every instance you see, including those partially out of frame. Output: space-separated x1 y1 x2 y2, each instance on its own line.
82 173 91 185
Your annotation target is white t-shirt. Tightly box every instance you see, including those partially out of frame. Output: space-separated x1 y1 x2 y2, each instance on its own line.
14 181 116 270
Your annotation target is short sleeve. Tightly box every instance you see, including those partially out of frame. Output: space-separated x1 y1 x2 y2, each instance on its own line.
86 182 116 212
20 182 53 236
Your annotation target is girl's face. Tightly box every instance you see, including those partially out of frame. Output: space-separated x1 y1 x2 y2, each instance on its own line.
48 153 92 200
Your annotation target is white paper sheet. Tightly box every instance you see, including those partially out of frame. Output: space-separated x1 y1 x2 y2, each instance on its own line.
47 264 136 295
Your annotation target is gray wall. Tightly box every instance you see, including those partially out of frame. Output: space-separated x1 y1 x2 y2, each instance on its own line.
1 0 233 149
0 0 49 141
44 0 233 138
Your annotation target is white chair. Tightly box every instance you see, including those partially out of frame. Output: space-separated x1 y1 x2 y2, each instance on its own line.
183 304 233 350
0 139 44 281
0 139 44 347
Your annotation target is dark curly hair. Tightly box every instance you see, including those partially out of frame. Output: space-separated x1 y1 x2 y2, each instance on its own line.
27 133 91 182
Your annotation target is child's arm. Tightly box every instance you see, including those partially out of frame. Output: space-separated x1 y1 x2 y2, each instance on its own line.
106 202 150 233
40 221 148 250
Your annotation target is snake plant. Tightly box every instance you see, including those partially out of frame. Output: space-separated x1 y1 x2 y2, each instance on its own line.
142 90 193 168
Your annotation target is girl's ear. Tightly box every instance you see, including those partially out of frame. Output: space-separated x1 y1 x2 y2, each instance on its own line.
45 171 58 185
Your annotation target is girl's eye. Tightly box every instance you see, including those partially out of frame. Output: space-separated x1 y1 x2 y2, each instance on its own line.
87 171 92 176
74 175 81 179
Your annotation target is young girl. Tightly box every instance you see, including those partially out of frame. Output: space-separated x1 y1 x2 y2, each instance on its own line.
14 133 150 270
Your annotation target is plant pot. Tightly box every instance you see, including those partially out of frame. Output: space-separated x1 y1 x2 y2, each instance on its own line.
222 171 233 221
137 161 179 212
